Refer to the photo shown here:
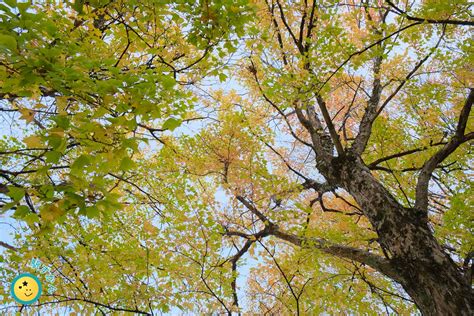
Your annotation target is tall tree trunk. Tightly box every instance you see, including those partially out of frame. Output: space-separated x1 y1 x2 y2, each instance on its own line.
326 152 474 315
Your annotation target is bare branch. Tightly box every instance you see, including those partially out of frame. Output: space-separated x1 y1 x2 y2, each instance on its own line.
35 295 152 315
249 58 312 148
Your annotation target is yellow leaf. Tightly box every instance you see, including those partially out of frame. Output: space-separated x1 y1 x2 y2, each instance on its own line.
19 108 35 123
103 95 113 105
23 135 42 148
49 127 65 138
40 204 64 222
55 96 68 115
143 220 158 234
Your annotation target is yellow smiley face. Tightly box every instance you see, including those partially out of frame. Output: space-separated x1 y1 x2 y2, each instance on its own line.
11 273 42 304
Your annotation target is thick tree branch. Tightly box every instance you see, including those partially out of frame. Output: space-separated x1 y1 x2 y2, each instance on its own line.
315 95 345 155
222 225 279 310
294 104 332 161
223 219 402 296
415 88 474 211
352 55 383 154
271 228 403 284
0 182 8 194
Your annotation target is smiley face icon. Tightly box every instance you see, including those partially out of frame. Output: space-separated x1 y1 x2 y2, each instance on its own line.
10 273 42 304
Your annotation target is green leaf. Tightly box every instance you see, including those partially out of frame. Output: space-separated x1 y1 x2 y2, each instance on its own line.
24 213 40 224
71 155 90 172
224 40 236 53
40 185 55 199
120 156 135 171
72 0 84 14
7 187 25 202
123 138 139 152
48 135 67 152
14 205 30 218
0 34 17 51
1 202 17 212
45 151 62 164
86 205 100 218
17 1 29 13
162 118 182 131
161 76 175 89
4 0 16 8
160 304 170 313
219 73 228 82
52 115 70 129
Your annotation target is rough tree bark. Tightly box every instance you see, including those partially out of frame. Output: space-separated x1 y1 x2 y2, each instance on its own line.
232 89 473 314
276 89 474 314
325 151 473 315
230 3 474 314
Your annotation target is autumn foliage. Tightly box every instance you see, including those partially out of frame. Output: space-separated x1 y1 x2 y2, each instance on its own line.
0 0 473 315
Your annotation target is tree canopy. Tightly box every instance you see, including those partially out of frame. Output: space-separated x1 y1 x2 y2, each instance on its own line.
0 0 473 315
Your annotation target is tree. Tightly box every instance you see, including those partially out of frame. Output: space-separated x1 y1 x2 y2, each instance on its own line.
0 0 472 315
